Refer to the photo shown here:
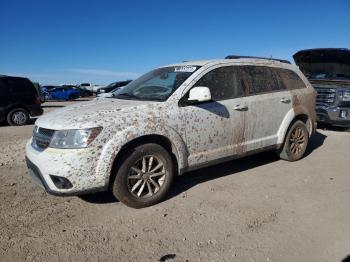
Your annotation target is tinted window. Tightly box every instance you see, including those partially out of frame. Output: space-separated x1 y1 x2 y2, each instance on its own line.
194 66 245 100
238 66 281 95
0 79 8 92
275 68 306 90
5 78 34 95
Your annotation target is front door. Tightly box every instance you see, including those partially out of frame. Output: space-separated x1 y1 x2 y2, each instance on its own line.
180 66 248 167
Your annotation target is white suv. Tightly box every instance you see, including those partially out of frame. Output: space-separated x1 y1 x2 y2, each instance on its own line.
26 56 316 208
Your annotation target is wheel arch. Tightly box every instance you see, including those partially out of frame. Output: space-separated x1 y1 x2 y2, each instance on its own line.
277 109 312 146
108 134 181 189
6 104 30 116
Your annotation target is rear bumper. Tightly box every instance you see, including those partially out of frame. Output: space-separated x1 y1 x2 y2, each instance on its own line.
316 107 350 127
28 105 43 117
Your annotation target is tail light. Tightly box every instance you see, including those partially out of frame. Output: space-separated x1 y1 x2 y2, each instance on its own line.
35 93 41 105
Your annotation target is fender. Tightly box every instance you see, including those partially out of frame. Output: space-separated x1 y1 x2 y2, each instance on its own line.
277 105 313 145
95 123 189 185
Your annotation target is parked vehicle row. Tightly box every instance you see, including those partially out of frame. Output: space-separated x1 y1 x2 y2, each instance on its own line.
26 55 317 208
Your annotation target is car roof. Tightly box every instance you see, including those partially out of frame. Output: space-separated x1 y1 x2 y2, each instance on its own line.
166 58 295 69
0 74 29 80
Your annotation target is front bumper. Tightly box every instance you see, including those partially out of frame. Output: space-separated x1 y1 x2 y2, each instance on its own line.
316 107 350 127
25 140 107 196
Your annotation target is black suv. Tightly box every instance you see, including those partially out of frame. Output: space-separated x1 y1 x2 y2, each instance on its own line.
0 75 43 126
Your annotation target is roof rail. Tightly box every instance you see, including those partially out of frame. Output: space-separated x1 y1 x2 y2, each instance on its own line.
225 55 291 64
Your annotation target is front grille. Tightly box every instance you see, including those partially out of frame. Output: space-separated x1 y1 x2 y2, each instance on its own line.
32 126 55 149
314 86 336 107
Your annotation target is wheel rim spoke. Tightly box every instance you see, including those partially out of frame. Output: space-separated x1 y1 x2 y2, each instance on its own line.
128 175 140 180
149 178 160 192
131 167 141 174
150 171 165 178
146 181 153 196
150 163 163 173
142 157 147 172
137 181 146 197
148 156 154 172
131 180 142 193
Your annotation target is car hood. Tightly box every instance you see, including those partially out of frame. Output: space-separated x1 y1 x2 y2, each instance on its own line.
293 48 350 79
35 98 156 130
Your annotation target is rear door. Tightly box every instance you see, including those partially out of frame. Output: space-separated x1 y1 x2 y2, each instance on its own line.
236 65 293 151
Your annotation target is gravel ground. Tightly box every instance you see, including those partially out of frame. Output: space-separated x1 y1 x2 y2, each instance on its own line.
0 99 350 262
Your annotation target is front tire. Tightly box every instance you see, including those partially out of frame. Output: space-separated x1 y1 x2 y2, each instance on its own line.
112 143 174 208
279 120 309 161
6 108 29 126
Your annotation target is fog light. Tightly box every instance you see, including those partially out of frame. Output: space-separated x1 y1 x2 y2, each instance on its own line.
340 110 348 119
50 175 73 189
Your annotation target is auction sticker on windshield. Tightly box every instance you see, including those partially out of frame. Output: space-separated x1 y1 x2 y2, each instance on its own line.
174 66 197 73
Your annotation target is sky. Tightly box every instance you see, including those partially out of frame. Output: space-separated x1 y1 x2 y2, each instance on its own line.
0 0 349 85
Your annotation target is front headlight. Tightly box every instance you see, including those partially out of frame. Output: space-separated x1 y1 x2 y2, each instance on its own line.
340 90 350 101
49 127 102 149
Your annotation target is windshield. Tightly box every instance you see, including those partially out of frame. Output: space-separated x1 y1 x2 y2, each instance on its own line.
112 66 200 101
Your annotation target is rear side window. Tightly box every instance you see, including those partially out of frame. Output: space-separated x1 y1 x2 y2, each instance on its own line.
6 78 35 95
0 79 8 92
275 68 306 90
238 66 281 95
194 66 245 100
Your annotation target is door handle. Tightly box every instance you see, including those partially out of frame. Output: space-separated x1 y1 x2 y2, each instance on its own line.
233 104 248 111
280 97 291 103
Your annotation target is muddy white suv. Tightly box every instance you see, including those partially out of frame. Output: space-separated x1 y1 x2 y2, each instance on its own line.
26 56 316 208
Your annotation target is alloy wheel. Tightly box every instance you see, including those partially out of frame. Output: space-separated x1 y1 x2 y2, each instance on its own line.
127 155 166 198
12 111 27 125
289 127 306 156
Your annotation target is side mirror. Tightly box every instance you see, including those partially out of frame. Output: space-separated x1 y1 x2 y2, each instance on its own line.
188 86 211 103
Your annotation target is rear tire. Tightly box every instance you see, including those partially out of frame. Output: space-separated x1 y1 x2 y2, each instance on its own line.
112 143 174 208
279 120 309 161
6 108 29 126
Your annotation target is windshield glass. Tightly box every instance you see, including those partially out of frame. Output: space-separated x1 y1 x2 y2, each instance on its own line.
112 66 200 101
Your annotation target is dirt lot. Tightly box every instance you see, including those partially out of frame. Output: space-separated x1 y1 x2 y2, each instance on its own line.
0 99 350 262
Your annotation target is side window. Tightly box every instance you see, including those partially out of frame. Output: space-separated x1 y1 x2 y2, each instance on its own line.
238 66 281 95
6 78 34 95
276 69 306 90
194 66 245 101
0 79 7 93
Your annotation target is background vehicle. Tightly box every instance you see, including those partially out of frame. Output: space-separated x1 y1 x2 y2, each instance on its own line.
61 85 93 97
44 86 80 101
26 57 316 208
0 75 43 126
73 86 93 97
294 48 350 127
96 80 132 95
78 83 93 91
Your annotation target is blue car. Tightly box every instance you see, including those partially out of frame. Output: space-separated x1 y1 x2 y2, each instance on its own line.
43 86 80 101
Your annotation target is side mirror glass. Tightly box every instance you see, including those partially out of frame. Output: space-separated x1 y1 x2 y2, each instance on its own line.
188 86 211 103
